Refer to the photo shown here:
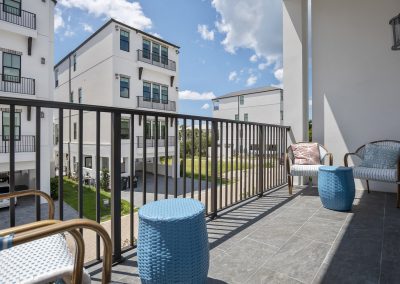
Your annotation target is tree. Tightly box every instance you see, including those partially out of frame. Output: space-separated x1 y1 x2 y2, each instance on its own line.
100 168 110 192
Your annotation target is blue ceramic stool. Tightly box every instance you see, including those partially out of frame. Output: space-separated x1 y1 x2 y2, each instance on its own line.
318 166 355 211
138 199 209 284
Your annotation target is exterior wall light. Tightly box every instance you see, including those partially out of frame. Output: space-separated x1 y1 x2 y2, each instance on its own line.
390 14 400 50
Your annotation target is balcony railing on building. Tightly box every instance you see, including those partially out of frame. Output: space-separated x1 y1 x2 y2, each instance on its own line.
0 74 35 95
0 3 36 30
137 136 175 148
137 49 177 71
0 135 35 153
137 96 176 112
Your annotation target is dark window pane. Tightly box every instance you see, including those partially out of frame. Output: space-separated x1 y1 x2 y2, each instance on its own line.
120 30 130 52
121 119 130 139
161 86 168 103
143 39 151 59
143 82 151 101
152 84 160 102
120 77 130 98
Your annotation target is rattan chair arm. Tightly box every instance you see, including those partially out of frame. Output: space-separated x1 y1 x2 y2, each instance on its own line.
0 190 54 220
344 153 357 167
0 220 57 237
12 219 112 284
326 153 334 166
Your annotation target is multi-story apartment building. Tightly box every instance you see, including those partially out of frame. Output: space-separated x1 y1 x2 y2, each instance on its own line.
53 19 180 181
212 86 283 156
0 0 55 198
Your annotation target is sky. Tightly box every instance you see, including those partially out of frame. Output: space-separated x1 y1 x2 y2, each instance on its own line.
54 0 283 117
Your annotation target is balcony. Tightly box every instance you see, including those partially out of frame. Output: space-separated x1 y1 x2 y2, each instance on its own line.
0 74 35 95
137 49 177 71
137 136 176 148
0 135 35 153
0 3 36 30
137 96 176 112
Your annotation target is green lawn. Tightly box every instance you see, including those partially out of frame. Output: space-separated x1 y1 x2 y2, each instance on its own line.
63 178 132 222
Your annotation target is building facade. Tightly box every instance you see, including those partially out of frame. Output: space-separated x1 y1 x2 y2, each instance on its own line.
212 86 283 156
0 0 55 196
53 19 180 181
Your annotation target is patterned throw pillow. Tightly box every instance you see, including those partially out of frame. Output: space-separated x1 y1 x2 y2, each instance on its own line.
291 143 321 165
361 144 400 169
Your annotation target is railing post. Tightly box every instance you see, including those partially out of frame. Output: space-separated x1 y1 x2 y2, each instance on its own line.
111 112 122 262
258 125 265 197
211 120 218 219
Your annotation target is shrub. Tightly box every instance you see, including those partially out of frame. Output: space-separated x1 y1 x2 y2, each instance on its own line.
50 177 59 200
100 168 110 192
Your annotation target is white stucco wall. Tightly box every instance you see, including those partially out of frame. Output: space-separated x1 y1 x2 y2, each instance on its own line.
312 0 400 192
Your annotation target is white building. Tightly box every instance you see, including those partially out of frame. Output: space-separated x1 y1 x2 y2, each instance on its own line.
283 0 400 192
0 0 55 195
53 19 180 180
212 86 283 156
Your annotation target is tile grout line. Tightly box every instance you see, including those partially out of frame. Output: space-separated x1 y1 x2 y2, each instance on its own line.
378 193 387 284
244 191 323 283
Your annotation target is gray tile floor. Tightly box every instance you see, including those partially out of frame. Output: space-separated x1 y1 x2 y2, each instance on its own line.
88 186 400 284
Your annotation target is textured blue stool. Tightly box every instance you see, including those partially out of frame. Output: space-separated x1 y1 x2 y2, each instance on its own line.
318 166 355 211
138 198 209 284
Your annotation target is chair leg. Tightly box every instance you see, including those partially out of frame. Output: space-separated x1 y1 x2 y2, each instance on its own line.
366 180 370 193
397 184 399 208
288 175 293 195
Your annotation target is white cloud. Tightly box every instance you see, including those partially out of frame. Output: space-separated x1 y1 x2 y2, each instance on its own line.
197 24 215 41
249 54 258 62
179 90 216 101
64 26 75 37
201 103 210 110
151 32 162 39
274 68 283 82
58 0 152 30
54 8 64 32
228 71 238 81
212 0 282 66
246 75 258 86
82 23 93 33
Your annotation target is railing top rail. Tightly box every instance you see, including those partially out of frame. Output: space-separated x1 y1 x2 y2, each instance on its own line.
0 2 36 17
0 96 291 129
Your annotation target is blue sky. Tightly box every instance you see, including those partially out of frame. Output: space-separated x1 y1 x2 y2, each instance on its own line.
54 0 283 117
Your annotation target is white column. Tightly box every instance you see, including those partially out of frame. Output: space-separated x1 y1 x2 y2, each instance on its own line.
283 0 309 143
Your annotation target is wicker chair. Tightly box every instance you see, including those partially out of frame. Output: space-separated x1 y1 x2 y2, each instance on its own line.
286 142 333 195
344 140 400 208
0 190 112 284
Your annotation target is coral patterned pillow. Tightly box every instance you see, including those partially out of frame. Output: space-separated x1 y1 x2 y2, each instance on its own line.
291 143 321 165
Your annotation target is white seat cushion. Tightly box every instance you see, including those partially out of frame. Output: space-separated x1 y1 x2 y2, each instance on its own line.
352 167 398 183
0 234 91 284
290 164 323 177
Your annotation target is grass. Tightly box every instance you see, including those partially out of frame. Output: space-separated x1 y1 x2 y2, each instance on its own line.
63 178 132 222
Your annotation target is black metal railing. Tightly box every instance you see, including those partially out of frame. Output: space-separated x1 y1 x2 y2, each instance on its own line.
0 135 35 153
0 95 290 265
137 136 175 148
0 3 36 30
137 49 177 71
137 96 176 112
0 74 35 95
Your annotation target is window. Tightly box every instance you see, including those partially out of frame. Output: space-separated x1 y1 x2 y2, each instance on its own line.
244 113 249 121
161 86 168 104
143 82 151 101
78 88 83 104
121 118 130 139
120 30 130 52
54 124 59 145
160 122 166 139
73 123 77 140
145 121 152 139
152 84 160 102
143 39 151 59
152 43 160 62
4 0 21 16
55 69 59 87
2 112 21 141
152 121 157 139
235 114 239 121
120 76 130 98
73 54 77 71
85 156 93 169
2 53 21 82
213 100 219 111
240 95 244 105
161 46 168 65
101 157 109 170
69 92 74 103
